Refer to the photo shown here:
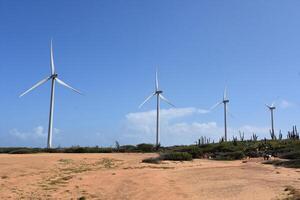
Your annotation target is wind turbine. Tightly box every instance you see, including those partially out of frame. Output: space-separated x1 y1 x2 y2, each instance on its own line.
210 88 230 141
265 103 276 136
20 40 82 148
139 70 175 148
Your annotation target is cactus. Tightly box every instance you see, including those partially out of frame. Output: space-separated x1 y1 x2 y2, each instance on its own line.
251 133 258 141
232 136 238 142
219 136 225 143
278 130 283 140
232 136 238 145
198 136 212 146
239 131 245 141
287 125 300 140
270 129 277 140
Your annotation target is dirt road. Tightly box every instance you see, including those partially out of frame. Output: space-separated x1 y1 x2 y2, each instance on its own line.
0 153 298 199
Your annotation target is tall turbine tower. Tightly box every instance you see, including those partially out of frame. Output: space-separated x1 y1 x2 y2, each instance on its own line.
139 70 175 148
223 88 230 142
266 103 276 136
20 40 82 148
210 88 230 141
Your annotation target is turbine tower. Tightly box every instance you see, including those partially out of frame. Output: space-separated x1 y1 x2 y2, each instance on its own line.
266 103 276 136
139 70 175 148
210 88 230 142
20 40 82 148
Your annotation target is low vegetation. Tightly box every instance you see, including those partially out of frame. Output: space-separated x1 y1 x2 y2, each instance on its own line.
1 139 299 167
142 152 193 163
161 152 193 161
264 159 300 168
282 186 300 200
142 157 162 164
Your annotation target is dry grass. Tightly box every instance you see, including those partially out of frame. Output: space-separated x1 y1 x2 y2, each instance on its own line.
1 175 8 179
282 186 300 200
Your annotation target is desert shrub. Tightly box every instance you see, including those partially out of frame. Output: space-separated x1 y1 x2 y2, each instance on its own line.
264 159 300 168
8 148 38 154
63 146 113 153
136 143 154 152
45 148 63 153
214 151 245 160
208 143 242 153
64 147 86 153
280 160 300 168
173 146 203 158
161 152 193 161
119 145 137 152
142 157 161 164
245 150 261 158
279 151 300 160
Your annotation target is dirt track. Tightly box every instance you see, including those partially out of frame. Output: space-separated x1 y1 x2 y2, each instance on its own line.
0 153 299 199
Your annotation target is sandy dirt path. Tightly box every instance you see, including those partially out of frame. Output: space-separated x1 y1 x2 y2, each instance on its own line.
0 153 299 200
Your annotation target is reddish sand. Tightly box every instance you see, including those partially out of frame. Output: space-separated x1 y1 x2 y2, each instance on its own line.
0 153 299 199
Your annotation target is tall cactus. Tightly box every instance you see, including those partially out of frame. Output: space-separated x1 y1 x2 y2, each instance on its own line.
198 136 212 146
270 129 277 140
287 125 300 140
251 133 258 141
278 130 282 140
239 131 245 141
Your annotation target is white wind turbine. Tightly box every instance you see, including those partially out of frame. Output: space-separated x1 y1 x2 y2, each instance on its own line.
139 70 175 148
265 102 276 136
20 40 82 148
210 88 230 142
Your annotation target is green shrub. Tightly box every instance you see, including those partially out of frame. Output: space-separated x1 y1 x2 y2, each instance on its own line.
161 152 193 161
264 159 300 168
214 151 245 160
8 148 37 154
136 143 154 152
64 147 86 153
173 146 203 158
119 145 137 152
279 151 300 160
142 157 161 164
63 146 113 153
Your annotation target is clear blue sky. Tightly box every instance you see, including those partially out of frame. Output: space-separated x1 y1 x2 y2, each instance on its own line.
1 0 300 147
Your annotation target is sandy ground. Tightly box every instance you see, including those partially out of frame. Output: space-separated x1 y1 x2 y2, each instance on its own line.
0 153 299 200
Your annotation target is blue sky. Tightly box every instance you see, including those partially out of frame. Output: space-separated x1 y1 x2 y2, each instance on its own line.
1 0 300 147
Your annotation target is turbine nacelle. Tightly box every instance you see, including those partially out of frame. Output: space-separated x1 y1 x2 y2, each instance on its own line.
156 90 163 94
51 74 58 79
266 103 276 110
223 99 229 104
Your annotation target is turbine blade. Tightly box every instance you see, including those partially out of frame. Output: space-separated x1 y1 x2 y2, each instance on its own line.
265 104 271 109
227 107 235 119
19 76 51 97
155 69 159 91
223 87 227 100
50 40 55 75
56 78 82 95
139 93 155 108
210 101 222 111
160 94 175 107
271 102 275 107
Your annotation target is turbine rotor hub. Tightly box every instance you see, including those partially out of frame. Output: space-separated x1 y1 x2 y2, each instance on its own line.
51 74 58 79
